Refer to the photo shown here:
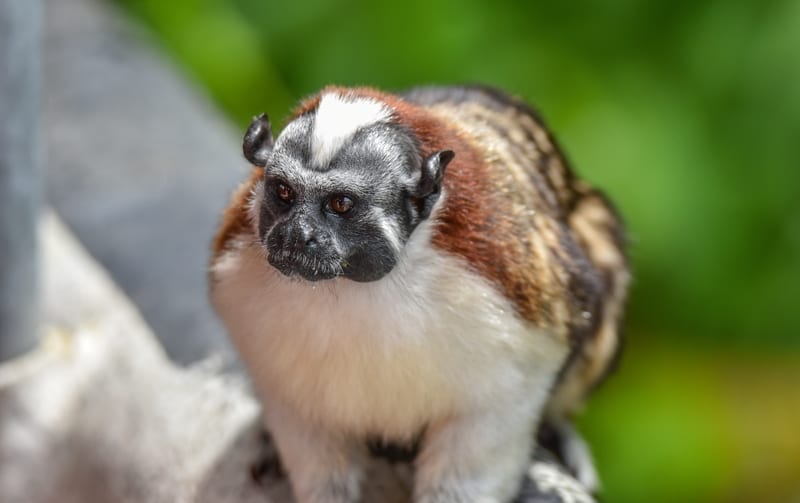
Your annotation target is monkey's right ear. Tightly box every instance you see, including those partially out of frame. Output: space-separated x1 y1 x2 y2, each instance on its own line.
243 113 273 166
410 150 455 221
416 150 455 196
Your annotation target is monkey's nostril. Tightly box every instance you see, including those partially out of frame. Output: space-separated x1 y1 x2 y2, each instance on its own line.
305 236 318 249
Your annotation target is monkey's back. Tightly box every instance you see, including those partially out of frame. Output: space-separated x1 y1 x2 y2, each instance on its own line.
403 86 630 415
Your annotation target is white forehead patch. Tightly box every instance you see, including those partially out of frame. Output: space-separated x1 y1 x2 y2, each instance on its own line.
311 92 393 168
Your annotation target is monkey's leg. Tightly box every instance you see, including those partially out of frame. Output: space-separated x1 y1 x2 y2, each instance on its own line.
261 398 365 503
413 392 541 503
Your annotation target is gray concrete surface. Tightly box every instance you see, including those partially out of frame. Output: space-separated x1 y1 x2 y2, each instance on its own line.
42 0 248 363
0 0 42 361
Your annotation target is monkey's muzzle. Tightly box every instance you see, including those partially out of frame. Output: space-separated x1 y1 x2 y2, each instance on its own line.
268 252 342 282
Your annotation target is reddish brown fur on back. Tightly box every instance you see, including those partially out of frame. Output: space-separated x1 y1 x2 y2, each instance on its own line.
388 96 573 332
389 90 629 409
288 86 596 334
396 106 551 325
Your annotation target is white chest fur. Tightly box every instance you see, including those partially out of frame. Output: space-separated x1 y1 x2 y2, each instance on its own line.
211 221 567 441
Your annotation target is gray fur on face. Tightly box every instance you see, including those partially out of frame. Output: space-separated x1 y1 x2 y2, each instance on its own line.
257 115 425 283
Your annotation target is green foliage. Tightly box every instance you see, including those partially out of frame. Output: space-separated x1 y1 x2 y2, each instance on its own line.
114 0 800 500
118 0 800 347
581 340 800 503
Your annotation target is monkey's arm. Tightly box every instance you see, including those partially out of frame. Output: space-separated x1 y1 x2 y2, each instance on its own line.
252 428 595 503
259 395 367 503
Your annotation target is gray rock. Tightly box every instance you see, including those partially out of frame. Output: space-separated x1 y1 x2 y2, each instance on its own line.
0 0 42 361
43 0 246 363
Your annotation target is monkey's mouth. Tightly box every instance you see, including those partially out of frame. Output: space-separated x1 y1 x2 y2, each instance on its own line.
267 252 343 282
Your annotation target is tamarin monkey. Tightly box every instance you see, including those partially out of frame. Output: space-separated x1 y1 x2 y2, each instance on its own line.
210 85 629 503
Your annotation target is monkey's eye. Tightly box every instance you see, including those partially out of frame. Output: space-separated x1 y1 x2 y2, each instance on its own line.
275 182 295 203
328 195 354 215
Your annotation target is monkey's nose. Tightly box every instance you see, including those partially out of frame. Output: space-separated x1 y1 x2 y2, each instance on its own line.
304 235 318 250
297 225 324 253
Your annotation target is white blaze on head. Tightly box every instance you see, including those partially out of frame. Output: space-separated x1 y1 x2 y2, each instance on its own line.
311 92 393 168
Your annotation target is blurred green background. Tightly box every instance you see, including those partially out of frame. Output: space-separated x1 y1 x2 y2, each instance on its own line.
114 0 800 501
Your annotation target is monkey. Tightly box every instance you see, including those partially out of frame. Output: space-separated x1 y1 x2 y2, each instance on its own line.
209 85 629 503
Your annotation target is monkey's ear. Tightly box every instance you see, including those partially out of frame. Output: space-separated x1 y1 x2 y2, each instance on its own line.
416 150 454 196
243 113 274 167
411 150 455 220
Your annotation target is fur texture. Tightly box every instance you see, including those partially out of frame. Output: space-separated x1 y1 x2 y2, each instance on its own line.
210 85 629 502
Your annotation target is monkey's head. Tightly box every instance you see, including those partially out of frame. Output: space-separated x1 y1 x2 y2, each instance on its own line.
244 91 454 283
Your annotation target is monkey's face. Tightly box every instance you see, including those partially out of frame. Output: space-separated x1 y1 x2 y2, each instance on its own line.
258 118 412 283
244 96 453 283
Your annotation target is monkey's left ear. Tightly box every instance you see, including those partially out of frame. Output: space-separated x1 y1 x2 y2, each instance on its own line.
243 113 274 166
412 150 455 220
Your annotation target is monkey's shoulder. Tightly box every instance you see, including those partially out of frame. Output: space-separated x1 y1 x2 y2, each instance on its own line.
211 167 263 261
401 87 628 345
403 85 580 215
